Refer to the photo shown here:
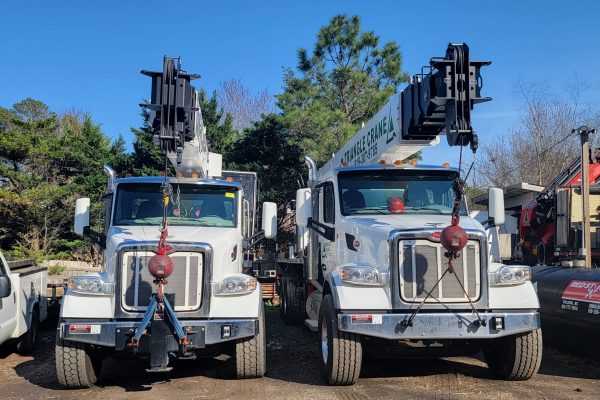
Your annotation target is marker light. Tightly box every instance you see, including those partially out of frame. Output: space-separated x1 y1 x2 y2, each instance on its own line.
443 162 450 167
410 159 417 165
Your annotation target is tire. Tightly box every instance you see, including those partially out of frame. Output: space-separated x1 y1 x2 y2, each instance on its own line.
319 294 362 385
17 308 39 354
282 277 304 326
235 304 266 379
55 338 103 388
484 328 542 380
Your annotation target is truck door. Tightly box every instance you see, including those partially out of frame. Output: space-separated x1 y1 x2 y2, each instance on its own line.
0 253 17 344
317 181 337 276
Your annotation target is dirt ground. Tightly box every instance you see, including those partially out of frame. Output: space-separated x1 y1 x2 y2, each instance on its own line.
1 308 599 400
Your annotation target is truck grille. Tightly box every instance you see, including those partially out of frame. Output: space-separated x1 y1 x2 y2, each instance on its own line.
399 239 480 303
120 251 203 312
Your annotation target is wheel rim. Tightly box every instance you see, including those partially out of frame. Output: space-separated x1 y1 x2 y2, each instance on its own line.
320 315 328 364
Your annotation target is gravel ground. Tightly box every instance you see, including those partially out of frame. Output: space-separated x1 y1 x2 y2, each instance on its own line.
0 307 599 400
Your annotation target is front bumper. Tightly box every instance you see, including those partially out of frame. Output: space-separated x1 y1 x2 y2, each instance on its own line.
58 319 258 348
338 311 540 340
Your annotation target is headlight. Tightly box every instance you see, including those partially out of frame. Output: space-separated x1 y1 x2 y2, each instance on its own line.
490 265 531 286
67 276 114 295
215 276 257 296
338 265 387 286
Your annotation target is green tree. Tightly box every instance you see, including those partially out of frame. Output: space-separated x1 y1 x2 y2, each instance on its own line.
226 114 304 206
130 107 165 176
0 100 127 259
199 90 237 155
277 14 408 164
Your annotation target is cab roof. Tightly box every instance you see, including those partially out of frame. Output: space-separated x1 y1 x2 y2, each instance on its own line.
115 176 242 190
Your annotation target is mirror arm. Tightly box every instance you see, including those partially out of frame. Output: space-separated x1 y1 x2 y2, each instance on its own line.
244 230 266 250
83 226 106 248
482 217 496 229
307 217 335 241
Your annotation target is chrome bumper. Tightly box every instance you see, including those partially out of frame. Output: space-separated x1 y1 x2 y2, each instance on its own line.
59 319 258 348
338 312 540 340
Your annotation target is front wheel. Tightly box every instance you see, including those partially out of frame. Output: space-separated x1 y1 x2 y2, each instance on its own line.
318 294 362 385
55 338 103 388
234 304 266 378
484 329 542 380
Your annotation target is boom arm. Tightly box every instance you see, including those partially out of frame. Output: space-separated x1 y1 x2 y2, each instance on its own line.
141 57 220 178
321 43 490 174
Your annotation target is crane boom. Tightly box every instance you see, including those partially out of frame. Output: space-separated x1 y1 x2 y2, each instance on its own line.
319 43 490 176
141 57 221 178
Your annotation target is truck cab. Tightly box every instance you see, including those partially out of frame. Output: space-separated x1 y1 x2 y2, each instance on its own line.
279 43 542 385
56 174 276 388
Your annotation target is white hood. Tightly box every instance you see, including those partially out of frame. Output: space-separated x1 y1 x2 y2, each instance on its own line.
104 225 243 281
346 214 481 233
337 213 486 268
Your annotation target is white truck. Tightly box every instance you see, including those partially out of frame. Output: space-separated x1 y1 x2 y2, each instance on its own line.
55 58 276 388
278 44 542 385
0 253 48 354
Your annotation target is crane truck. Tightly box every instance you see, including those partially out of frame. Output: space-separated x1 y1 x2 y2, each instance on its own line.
278 43 542 385
518 145 600 266
55 57 276 388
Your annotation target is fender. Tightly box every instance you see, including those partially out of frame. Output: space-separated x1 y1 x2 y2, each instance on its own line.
326 267 392 311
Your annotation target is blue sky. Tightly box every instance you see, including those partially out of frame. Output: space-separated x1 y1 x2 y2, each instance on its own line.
1 0 599 169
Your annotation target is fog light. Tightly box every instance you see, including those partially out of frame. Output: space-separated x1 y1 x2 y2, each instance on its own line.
222 325 231 339
493 317 505 330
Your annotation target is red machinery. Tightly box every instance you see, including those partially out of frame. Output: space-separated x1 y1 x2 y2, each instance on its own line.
518 149 600 265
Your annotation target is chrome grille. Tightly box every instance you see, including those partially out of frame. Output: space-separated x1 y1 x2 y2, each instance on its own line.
121 251 203 312
399 239 480 303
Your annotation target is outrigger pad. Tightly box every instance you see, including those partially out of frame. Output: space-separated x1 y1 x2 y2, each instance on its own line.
146 316 173 373
400 43 491 152
140 57 200 162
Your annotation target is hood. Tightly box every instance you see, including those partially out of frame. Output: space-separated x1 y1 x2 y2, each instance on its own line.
346 214 482 234
104 225 243 281
107 225 240 245
337 213 486 271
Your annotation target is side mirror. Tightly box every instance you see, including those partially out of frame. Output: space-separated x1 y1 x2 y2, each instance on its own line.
0 275 12 298
296 188 312 228
488 188 505 226
262 202 277 239
74 198 91 236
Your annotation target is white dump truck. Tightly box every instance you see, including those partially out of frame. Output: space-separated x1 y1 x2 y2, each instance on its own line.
278 44 542 385
0 253 48 353
55 58 276 388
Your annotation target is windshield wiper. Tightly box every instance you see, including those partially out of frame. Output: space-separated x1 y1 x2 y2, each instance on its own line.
349 207 390 215
404 207 448 215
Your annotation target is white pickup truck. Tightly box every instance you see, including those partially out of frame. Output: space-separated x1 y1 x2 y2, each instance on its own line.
0 252 48 353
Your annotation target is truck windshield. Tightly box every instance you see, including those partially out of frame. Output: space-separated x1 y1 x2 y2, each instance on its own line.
113 183 238 227
338 170 466 216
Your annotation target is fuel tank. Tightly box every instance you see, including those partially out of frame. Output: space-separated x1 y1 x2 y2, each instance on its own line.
532 266 600 358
